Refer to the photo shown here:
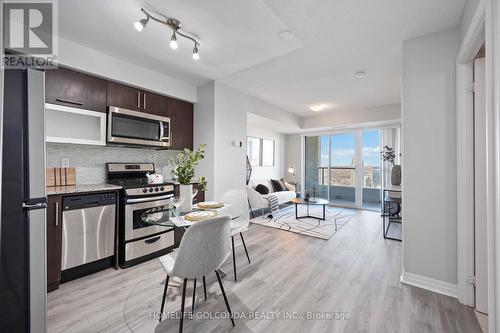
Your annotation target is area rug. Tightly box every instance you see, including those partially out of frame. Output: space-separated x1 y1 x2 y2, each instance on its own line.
250 205 356 240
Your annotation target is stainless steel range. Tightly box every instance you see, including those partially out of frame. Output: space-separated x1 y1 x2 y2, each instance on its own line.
106 163 178 268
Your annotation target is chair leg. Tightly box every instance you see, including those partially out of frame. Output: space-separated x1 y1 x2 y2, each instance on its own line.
203 276 207 300
240 232 251 264
179 278 187 333
192 278 197 313
232 236 237 282
215 270 235 327
159 275 170 322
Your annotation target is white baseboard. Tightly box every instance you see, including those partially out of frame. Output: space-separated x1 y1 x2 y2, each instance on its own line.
400 270 458 298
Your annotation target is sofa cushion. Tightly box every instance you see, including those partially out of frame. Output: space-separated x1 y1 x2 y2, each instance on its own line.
271 179 287 192
255 184 269 195
250 179 276 193
263 191 296 204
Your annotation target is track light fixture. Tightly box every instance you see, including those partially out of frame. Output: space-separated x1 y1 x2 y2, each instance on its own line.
135 8 200 60
192 45 199 60
134 17 149 32
170 32 178 49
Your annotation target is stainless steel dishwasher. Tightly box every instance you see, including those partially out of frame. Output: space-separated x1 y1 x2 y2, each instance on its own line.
61 192 116 270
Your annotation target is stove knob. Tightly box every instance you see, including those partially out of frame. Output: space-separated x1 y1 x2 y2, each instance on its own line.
154 187 159 192
142 188 148 193
160 186 164 191
149 188 154 192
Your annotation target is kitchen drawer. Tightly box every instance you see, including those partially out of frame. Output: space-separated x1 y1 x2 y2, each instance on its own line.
125 231 175 261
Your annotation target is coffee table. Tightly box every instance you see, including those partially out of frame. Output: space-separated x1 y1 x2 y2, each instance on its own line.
290 197 330 221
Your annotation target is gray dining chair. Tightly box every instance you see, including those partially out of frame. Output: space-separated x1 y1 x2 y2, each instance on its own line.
158 216 234 332
220 189 251 282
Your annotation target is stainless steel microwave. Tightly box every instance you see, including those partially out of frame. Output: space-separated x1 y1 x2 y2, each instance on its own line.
107 106 170 148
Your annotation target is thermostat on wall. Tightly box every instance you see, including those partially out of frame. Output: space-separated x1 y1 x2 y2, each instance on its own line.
232 140 243 147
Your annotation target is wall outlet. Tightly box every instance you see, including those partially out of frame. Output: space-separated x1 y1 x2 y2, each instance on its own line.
61 158 70 168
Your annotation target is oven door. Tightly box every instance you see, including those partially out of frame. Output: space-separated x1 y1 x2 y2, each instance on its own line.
124 195 175 241
108 106 170 147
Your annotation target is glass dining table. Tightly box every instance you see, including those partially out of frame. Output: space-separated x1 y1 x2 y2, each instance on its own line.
139 197 244 228
140 197 243 278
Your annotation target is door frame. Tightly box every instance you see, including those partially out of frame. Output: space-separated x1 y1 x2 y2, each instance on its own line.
456 2 500 332
456 0 485 308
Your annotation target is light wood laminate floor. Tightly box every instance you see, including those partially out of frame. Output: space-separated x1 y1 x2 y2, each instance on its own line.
48 209 481 333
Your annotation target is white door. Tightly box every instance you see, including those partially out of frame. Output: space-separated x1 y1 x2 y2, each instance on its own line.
474 57 488 314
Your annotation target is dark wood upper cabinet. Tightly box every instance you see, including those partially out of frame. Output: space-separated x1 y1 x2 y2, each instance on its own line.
106 81 142 112
142 91 168 116
45 67 107 112
47 195 62 292
168 98 194 150
46 66 194 150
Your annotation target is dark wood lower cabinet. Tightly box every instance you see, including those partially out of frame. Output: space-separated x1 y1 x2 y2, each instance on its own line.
193 183 205 204
47 195 62 292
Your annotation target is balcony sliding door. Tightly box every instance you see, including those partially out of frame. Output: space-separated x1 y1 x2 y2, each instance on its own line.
330 133 357 206
362 129 381 210
304 128 382 210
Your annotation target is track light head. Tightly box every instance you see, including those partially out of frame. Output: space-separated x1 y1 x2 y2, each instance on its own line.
170 33 178 49
192 45 199 60
134 18 148 32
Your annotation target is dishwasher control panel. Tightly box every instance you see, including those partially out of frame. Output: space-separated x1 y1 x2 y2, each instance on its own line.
63 192 116 210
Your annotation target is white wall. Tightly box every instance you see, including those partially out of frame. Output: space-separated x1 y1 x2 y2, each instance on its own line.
213 83 248 200
247 125 285 180
58 38 197 102
301 104 401 131
284 134 302 184
196 82 296 200
194 82 216 199
401 27 459 286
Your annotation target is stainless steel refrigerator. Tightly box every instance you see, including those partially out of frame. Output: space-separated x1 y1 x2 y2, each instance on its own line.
0 68 47 332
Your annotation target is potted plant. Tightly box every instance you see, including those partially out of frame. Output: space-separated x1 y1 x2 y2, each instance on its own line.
381 145 401 185
170 144 207 212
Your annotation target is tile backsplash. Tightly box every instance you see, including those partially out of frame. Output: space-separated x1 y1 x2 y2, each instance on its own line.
47 143 179 184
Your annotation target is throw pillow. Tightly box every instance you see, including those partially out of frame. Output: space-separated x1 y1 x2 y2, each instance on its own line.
270 179 287 192
255 184 269 195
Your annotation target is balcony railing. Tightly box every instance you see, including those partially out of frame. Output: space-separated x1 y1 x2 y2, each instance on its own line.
316 166 381 189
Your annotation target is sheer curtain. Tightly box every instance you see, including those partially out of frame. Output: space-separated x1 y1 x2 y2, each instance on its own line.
381 127 401 188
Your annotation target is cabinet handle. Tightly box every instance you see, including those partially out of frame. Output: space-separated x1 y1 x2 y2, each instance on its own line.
56 98 83 106
55 201 59 227
137 92 140 109
145 236 160 244
143 93 146 110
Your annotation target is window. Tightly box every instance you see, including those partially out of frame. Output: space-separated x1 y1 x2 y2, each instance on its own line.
262 139 275 166
247 137 275 167
247 137 260 166
305 128 386 211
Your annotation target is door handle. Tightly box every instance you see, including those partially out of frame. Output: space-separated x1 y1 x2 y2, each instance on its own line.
159 121 164 140
56 98 83 106
145 236 161 244
137 91 140 109
22 202 47 210
55 201 59 226
143 93 146 110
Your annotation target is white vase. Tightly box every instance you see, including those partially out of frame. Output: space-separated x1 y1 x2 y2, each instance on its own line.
179 184 193 213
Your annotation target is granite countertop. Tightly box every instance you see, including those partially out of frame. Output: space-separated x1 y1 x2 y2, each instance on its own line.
46 183 122 196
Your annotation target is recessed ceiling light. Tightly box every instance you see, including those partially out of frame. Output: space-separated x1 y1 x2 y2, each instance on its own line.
279 30 294 40
355 71 366 78
309 104 325 112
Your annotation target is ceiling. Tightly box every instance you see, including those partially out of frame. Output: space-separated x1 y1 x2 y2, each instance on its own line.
59 0 466 117
58 0 303 85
